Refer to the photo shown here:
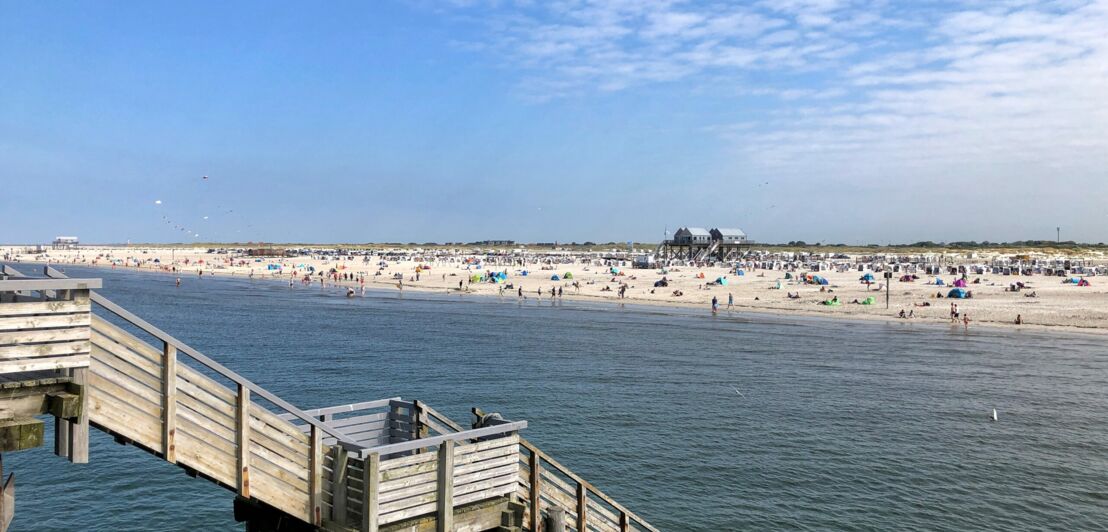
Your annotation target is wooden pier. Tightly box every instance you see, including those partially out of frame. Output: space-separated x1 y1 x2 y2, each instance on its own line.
0 265 656 532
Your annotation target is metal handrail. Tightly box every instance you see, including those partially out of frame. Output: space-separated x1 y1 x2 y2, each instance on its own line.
30 264 363 449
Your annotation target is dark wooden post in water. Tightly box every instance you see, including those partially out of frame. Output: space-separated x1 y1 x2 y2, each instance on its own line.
544 507 566 532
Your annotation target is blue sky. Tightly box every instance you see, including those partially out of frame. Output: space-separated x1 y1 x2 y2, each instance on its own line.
2 0 1106 244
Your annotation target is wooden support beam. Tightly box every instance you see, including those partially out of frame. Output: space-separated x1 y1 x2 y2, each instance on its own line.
620 511 630 532
528 450 541 532
68 367 88 463
330 446 349 526
576 482 587 532
362 452 380 532
436 440 454 532
309 425 322 526
0 418 43 452
162 342 177 464
236 384 250 498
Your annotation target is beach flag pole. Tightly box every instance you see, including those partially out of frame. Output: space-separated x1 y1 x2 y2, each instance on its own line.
884 271 892 309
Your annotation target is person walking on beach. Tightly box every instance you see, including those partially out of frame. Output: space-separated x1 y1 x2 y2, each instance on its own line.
963 313 970 330
727 292 734 309
558 286 562 297
518 286 523 298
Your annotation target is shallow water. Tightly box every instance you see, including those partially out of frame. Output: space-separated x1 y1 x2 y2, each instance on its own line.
6 265 1108 531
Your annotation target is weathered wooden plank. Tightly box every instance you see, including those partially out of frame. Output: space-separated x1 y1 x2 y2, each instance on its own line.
93 343 162 395
91 317 162 364
87 368 162 418
381 452 517 495
0 312 90 332
380 451 437 473
0 327 88 346
0 340 89 359
0 355 89 373
87 387 161 448
175 430 237 486
91 335 161 383
248 443 310 493
249 464 311 520
176 397 237 445
0 299 86 317
249 413 310 461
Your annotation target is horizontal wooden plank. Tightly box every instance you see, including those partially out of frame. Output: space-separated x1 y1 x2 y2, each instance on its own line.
176 430 237 487
0 339 88 359
250 464 311 520
249 414 310 460
87 386 161 448
0 326 89 346
89 363 163 412
91 316 163 363
0 279 100 291
91 335 162 382
380 450 437 473
0 312 90 332
0 354 88 373
250 442 310 492
93 343 163 394
0 300 87 317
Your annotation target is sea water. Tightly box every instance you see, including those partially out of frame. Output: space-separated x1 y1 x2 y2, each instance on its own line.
6 266 1107 531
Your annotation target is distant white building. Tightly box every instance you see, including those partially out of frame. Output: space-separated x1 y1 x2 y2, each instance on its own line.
53 236 79 250
710 228 748 244
673 227 711 244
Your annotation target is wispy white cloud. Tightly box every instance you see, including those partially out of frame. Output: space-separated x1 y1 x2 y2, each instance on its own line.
436 0 1108 240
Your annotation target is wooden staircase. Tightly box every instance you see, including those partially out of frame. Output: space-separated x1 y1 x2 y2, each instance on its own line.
0 265 656 532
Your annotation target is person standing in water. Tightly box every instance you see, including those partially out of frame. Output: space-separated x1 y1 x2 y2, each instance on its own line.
727 292 734 309
176 277 181 287
711 295 719 312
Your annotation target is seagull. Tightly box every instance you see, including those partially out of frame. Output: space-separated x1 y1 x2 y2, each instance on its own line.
732 386 746 399
991 408 998 422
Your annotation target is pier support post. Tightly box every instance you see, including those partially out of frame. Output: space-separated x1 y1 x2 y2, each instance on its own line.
68 367 88 464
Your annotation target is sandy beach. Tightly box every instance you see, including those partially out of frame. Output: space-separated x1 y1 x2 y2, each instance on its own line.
6 245 1108 335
